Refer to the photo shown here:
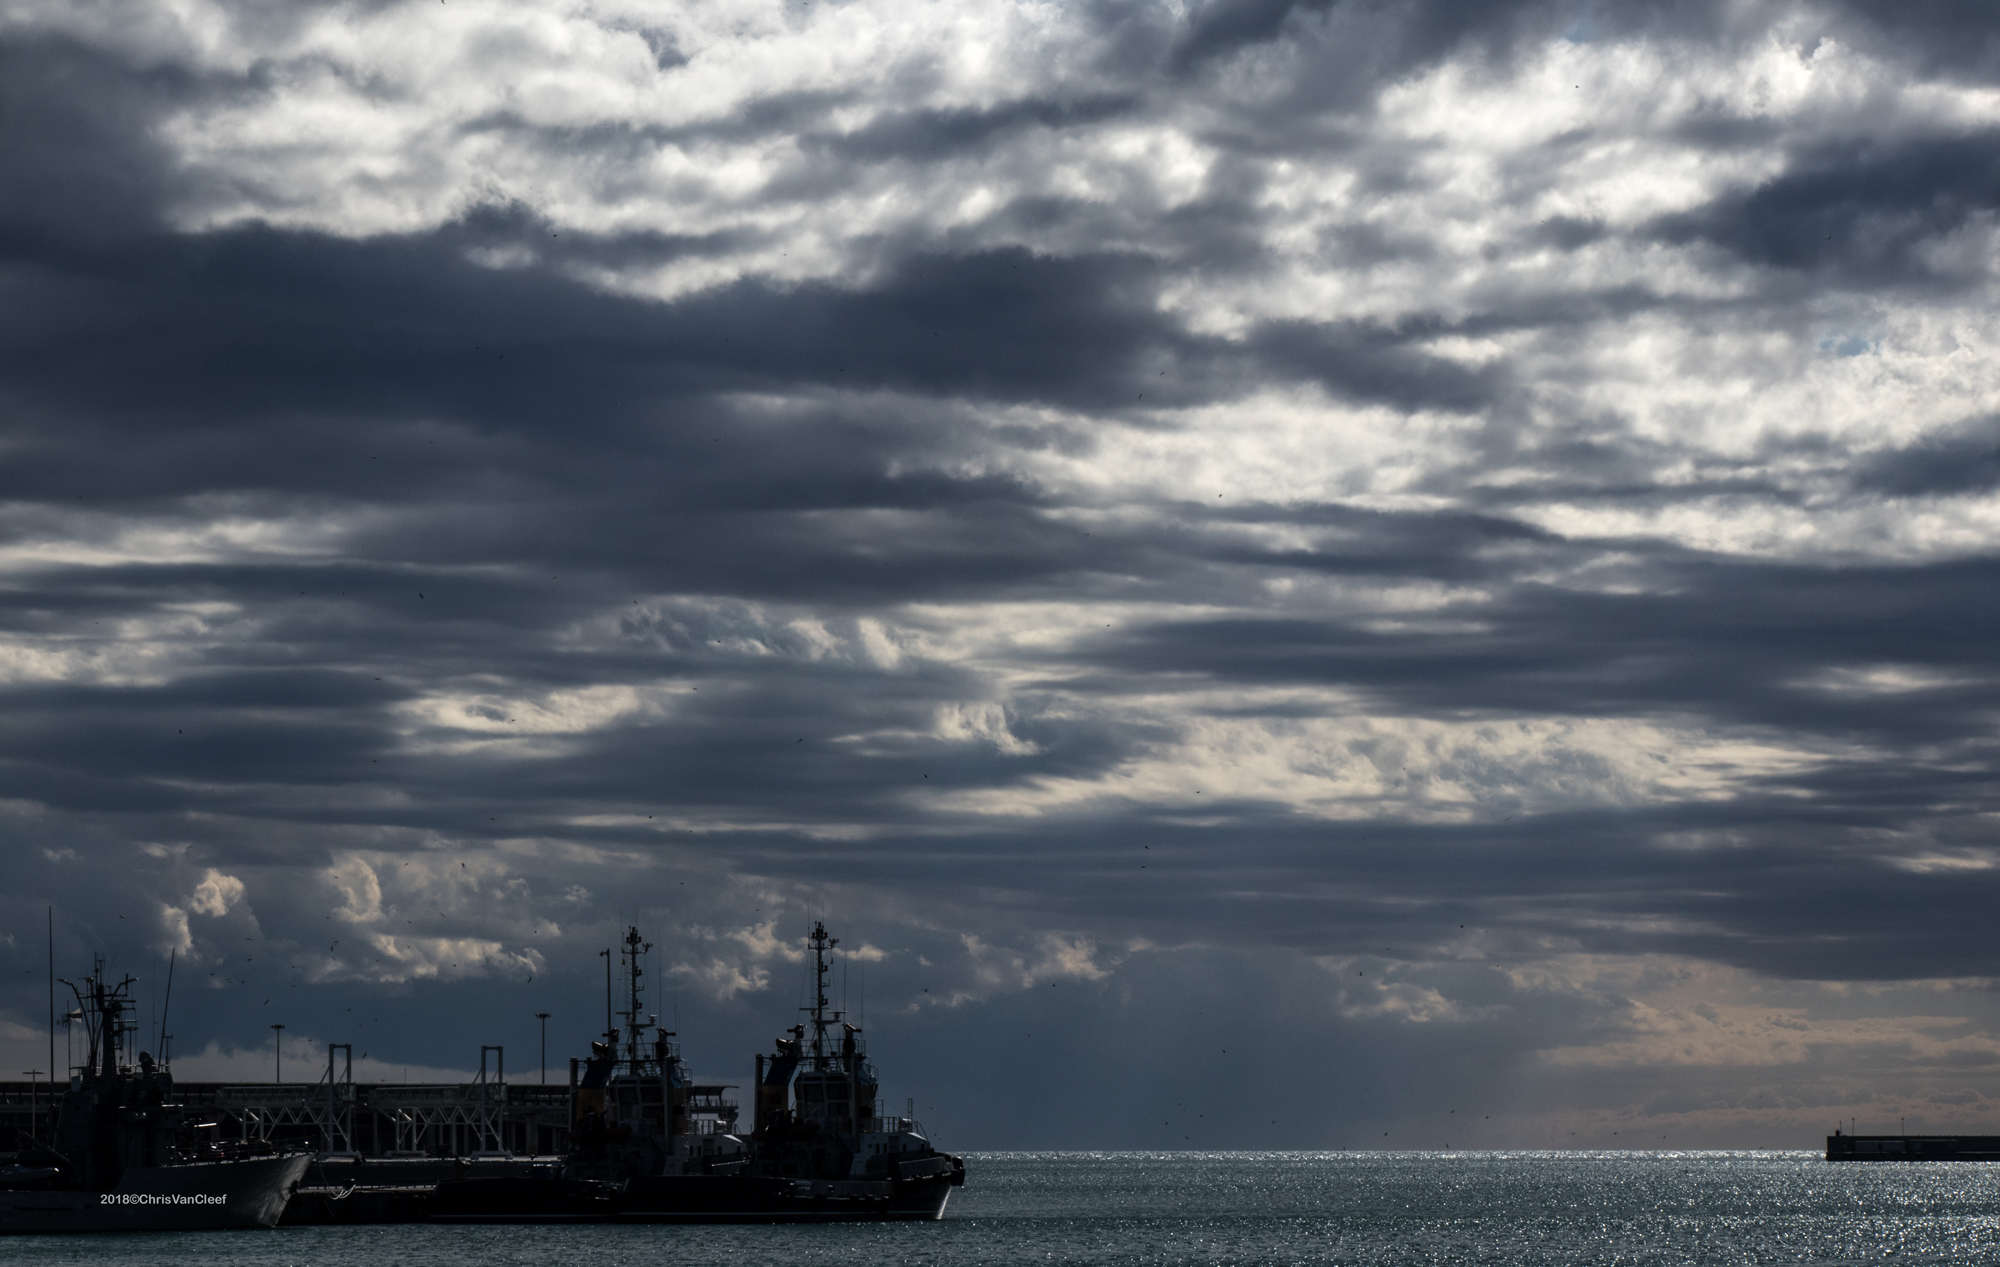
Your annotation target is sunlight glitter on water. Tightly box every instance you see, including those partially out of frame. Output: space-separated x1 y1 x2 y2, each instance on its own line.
11 1152 2000 1266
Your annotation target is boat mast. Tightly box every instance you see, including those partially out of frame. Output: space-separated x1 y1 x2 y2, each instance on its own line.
158 949 176 1069
620 926 652 1068
46 908 53 1104
58 957 138 1082
805 921 838 1066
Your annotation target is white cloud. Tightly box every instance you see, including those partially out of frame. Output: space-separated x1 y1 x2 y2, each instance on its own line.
933 701 1039 755
939 700 1826 822
938 932 1111 1005
187 868 246 918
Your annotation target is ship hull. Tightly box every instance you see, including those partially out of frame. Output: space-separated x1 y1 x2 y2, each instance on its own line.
425 1171 955 1223
426 1175 618 1223
616 1173 954 1222
0 1153 311 1234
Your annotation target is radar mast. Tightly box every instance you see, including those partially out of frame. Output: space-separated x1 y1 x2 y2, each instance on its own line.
805 920 841 1061
619 926 654 1067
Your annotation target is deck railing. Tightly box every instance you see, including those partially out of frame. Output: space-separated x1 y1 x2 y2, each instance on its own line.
861 1116 924 1136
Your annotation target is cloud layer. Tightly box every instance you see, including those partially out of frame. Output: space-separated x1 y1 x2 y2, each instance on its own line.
6 0 2000 1146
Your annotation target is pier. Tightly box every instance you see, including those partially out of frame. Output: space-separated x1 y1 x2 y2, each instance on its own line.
1826 1131 2000 1160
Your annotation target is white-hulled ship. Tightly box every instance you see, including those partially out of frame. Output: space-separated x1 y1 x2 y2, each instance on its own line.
431 922 962 1222
0 959 310 1233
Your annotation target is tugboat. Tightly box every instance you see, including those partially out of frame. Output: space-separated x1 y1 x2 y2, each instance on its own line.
0 958 311 1233
618 920 963 1221
431 922 963 1223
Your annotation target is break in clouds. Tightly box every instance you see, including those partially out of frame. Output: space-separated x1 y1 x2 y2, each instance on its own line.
4 0 2000 1146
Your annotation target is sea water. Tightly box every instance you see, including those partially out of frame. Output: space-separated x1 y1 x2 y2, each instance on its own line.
10 1150 2000 1265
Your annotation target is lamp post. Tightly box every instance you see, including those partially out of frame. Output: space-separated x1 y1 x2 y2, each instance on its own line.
23 1070 41 1144
271 1024 285 1083
536 1013 550 1084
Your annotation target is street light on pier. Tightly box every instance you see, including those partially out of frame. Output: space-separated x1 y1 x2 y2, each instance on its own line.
271 1024 285 1083
536 1013 551 1085
23 1070 42 1144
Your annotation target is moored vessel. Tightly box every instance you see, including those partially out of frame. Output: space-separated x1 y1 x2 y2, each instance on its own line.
432 922 963 1223
0 959 310 1233
617 919 963 1221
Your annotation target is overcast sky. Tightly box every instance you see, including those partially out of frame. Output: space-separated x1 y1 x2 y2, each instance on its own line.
6 0 2000 1149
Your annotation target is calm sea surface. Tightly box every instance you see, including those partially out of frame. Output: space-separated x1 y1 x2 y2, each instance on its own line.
13 1150 2000 1265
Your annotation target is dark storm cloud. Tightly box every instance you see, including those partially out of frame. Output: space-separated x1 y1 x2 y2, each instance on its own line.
1831 0 2000 77
0 215 1519 528
747 763 2000 990
1656 130 2000 284
0 231 1185 479
1852 416 2000 496
1169 0 1552 76
0 37 187 243
1167 0 1729 83
1248 319 1507 414
814 95 1143 163
1079 536 2000 804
